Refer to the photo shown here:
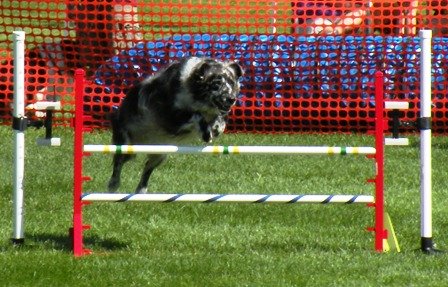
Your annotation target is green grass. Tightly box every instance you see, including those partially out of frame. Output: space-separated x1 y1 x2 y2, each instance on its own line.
1 126 448 286
2 1 448 284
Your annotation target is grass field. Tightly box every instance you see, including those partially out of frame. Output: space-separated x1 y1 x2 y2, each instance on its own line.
1 126 448 286
2 1 448 285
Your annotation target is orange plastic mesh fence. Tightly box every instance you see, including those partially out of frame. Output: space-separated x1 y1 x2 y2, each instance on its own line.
1 0 448 133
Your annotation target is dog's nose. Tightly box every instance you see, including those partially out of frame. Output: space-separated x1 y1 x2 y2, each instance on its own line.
225 97 236 107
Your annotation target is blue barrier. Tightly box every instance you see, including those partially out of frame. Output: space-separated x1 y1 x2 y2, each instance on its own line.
92 34 448 110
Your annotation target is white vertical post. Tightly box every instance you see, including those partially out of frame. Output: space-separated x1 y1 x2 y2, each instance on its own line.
12 31 26 244
419 29 435 253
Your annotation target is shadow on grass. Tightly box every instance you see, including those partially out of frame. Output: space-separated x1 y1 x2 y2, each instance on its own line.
250 241 343 253
409 137 448 150
26 232 129 253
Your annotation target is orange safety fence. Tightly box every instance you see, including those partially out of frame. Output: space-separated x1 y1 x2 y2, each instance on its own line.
1 0 448 133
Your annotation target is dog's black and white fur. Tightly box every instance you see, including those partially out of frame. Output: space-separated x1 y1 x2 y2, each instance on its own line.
108 57 243 193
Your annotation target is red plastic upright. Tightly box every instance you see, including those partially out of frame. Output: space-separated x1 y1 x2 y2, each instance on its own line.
72 69 90 257
373 71 387 252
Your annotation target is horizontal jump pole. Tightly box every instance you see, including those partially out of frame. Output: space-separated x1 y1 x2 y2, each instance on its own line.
25 101 61 111
384 138 409 146
81 193 375 204
384 101 409 110
83 145 376 155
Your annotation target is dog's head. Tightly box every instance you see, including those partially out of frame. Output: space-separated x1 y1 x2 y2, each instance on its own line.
181 57 243 115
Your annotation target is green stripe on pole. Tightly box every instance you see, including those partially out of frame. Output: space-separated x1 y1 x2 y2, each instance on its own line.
341 147 347 155
116 145 122 155
223 146 229 155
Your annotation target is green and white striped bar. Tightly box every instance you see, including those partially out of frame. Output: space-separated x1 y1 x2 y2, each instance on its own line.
83 145 376 155
81 193 375 204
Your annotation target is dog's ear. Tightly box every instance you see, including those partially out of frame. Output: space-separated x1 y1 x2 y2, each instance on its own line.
227 62 243 79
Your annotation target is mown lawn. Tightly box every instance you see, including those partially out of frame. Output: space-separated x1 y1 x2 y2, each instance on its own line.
1 126 448 286
2 1 448 285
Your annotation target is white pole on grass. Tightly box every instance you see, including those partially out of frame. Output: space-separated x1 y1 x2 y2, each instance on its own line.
12 31 26 244
419 29 440 253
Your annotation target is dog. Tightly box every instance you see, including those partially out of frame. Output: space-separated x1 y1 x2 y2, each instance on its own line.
107 57 243 193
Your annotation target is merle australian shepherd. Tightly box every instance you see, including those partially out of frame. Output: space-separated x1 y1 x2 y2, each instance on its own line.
108 57 244 193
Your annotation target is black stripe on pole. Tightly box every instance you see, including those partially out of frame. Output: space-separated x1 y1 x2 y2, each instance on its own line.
322 195 334 204
417 117 431 130
164 194 182 202
288 195 305 203
254 195 271 203
116 194 134 202
205 195 225 203
346 195 359 204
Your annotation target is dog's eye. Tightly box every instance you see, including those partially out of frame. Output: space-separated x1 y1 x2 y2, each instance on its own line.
211 77 224 91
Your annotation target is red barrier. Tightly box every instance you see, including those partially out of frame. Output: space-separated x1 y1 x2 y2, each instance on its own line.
1 1 448 133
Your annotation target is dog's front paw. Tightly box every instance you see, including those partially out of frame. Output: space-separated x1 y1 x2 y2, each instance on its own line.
135 187 148 194
211 116 226 138
193 113 213 143
202 130 212 143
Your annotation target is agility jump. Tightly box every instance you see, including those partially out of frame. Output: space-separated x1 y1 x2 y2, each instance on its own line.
69 30 439 256
71 67 397 256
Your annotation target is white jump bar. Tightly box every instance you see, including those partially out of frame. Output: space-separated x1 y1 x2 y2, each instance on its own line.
81 193 375 204
385 101 409 110
83 145 376 155
26 101 61 111
385 138 409 146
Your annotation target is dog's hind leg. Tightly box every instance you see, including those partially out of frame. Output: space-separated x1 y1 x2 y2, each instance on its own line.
135 154 167 193
108 153 134 192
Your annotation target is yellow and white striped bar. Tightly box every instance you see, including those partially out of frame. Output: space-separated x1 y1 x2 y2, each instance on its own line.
81 193 375 204
83 145 376 155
